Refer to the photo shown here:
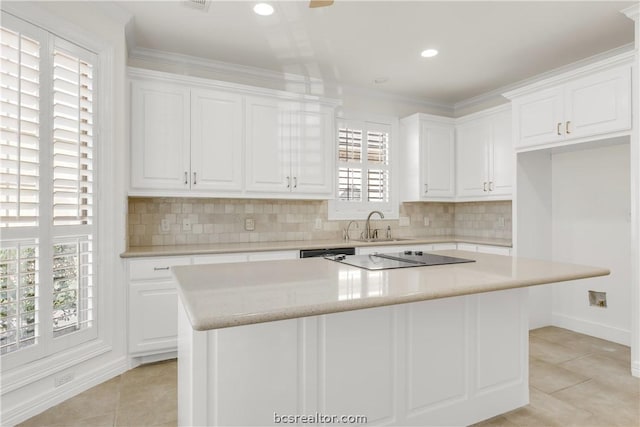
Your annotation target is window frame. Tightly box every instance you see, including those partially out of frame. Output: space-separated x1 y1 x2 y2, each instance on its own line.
328 111 399 220
0 11 101 370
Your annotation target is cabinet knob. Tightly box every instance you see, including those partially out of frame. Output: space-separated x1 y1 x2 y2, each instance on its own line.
489 181 494 191
286 176 290 188
483 182 488 192
557 122 562 136
566 121 571 134
184 171 188 185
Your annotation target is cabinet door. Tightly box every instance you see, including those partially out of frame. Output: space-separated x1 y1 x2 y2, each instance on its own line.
290 104 335 196
245 96 291 193
421 122 455 198
131 80 190 190
191 89 243 192
564 66 631 140
488 110 513 196
129 280 179 354
513 87 564 149
456 120 489 197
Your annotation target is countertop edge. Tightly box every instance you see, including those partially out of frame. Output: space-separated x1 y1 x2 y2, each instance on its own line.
121 236 512 258
173 254 609 331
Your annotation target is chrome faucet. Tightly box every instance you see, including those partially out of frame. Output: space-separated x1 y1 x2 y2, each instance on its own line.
344 220 359 241
364 210 384 240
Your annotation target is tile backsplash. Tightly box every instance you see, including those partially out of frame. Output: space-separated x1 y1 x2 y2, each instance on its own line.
128 198 511 247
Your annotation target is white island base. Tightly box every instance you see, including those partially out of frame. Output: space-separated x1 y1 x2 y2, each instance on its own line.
178 288 528 426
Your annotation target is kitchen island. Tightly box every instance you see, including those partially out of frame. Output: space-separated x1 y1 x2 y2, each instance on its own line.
173 250 608 426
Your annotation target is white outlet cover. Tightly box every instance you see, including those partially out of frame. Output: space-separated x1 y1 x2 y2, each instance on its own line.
497 217 505 228
314 218 322 230
245 218 255 231
182 218 192 231
161 219 170 232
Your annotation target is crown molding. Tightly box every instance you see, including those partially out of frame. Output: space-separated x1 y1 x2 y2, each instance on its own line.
502 45 635 100
461 43 634 107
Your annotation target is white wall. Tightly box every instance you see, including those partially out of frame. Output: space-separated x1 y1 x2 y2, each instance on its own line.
551 142 631 345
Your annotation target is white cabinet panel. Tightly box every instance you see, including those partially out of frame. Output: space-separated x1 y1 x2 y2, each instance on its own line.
292 106 334 195
477 245 511 256
321 307 396 424
456 120 489 197
476 290 524 391
511 65 631 150
213 320 301 426
131 80 190 190
513 87 564 148
247 250 299 261
245 96 291 193
406 298 466 413
192 253 248 265
564 66 632 140
191 89 243 192
400 115 456 201
456 107 513 200
129 281 179 354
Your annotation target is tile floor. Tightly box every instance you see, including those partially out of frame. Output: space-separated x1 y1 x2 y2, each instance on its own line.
18 327 640 427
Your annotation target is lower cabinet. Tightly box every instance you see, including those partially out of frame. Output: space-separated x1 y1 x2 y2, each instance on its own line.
127 251 299 358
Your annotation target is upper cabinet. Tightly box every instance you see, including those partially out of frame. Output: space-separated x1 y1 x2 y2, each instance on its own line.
400 114 456 201
508 63 632 150
129 69 338 199
131 80 191 190
457 107 513 199
245 96 334 196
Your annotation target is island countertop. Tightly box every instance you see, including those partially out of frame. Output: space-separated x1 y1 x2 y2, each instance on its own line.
172 250 609 331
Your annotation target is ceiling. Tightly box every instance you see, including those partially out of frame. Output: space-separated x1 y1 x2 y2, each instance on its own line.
115 1 636 105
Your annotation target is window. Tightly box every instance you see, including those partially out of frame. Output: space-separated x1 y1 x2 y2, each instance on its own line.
329 117 397 219
1 17 97 365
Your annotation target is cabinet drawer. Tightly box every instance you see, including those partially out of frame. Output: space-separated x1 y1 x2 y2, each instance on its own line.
129 257 191 281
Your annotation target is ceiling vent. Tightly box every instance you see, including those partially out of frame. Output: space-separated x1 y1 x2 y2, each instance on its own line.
183 0 211 12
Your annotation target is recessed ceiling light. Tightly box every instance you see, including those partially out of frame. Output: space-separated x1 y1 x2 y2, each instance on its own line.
253 3 274 16
421 49 439 58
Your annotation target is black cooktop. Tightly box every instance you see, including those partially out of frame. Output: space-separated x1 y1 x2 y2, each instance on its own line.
327 250 476 270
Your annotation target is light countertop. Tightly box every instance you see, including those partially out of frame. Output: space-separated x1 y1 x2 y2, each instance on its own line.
172 250 609 331
121 236 512 258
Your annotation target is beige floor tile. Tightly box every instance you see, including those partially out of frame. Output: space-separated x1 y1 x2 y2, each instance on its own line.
503 386 595 427
563 335 632 365
471 414 519 426
552 378 640 427
529 335 590 364
529 357 590 394
560 353 640 396
530 326 581 343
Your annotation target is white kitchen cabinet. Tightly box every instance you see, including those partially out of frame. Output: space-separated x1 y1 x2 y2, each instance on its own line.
510 65 631 150
128 257 191 356
400 114 456 201
127 250 299 358
130 80 244 194
357 244 435 255
456 243 512 256
456 106 513 199
245 96 334 197
190 88 244 192
130 80 190 191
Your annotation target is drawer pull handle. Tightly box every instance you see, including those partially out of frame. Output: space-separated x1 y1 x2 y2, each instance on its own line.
153 267 170 271
565 121 571 134
557 122 562 136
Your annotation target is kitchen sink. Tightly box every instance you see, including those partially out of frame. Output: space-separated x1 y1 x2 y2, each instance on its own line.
351 238 414 243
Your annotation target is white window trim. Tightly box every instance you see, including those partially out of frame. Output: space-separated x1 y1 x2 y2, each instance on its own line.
0 7 119 379
328 110 399 220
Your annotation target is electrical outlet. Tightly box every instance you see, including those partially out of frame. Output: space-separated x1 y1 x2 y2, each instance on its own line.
54 372 75 388
497 216 505 228
182 218 192 231
424 217 430 227
589 290 607 308
245 218 255 231
160 219 170 232
314 218 322 230
399 216 410 227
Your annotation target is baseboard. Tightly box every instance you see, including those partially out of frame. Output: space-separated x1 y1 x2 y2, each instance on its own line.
2 356 129 426
632 360 640 378
129 351 178 369
552 313 631 346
